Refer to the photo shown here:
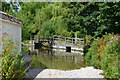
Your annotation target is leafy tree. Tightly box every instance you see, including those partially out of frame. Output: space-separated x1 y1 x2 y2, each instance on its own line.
2 2 120 40
2 1 21 16
95 2 120 37
67 2 120 38
16 2 48 40
36 2 69 36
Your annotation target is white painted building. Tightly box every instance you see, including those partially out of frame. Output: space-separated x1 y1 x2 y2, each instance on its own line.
0 11 23 53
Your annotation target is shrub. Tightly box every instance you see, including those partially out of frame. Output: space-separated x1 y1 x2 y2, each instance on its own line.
21 46 30 55
23 40 30 44
85 33 120 78
83 35 93 55
85 35 93 46
1 35 27 79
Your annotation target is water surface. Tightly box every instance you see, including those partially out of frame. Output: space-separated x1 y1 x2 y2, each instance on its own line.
22 46 86 70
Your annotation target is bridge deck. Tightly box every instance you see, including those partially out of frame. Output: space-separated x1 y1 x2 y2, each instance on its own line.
30 35 85 50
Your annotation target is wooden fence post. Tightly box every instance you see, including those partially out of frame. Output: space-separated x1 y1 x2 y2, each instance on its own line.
65 37 66 44
72 38 73 44
53 36 54 41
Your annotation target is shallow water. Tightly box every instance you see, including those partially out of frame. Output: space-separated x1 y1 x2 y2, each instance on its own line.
22 46 86 70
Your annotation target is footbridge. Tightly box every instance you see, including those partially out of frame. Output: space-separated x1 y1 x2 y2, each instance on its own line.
30 35 85 52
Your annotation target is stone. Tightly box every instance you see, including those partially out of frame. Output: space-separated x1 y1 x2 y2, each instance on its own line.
20 52 32 70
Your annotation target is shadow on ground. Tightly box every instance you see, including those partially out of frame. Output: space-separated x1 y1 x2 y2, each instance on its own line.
24 69 44 80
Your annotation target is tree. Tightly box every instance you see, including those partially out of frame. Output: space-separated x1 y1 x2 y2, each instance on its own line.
16 2 48 40
3 2 119 40
36 2 69 36
66 2 120 38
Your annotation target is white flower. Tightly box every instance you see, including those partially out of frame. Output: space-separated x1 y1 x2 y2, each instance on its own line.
111 37 114 39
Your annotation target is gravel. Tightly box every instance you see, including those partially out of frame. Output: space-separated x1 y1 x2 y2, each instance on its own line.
26 67 104 79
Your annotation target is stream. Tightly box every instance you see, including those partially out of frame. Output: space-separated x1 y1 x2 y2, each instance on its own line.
23 46 104 78
22 46 86 70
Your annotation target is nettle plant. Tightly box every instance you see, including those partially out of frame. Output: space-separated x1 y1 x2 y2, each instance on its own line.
86 33 120 78
1 34 26 79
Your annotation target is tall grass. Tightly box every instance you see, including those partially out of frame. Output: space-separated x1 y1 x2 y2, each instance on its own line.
1 34 26 79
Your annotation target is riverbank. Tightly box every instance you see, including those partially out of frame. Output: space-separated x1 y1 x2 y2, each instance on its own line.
26 67 104 79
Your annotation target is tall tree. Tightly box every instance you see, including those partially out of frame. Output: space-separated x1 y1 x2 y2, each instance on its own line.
66 2 120 38
16 2 48 40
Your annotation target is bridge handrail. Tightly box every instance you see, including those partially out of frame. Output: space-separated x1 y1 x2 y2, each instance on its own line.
30 35 84 44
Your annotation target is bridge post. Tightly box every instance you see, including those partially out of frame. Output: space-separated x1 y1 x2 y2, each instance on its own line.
37 35 38 43
38 35 40 42
66 46 71 52
46 35 49 42
75 33 77 43
72 38 73 44
34 35 35 43
65 37 66 44
58 36 60 43
31 40 35 45
53 36 54 41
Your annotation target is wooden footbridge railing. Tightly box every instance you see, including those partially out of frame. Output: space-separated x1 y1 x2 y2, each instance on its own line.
30 35 84 47
30 35 53 43
53 36 84 44
30 35 84 44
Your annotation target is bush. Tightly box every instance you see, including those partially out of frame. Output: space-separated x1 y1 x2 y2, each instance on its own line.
21 46 30 55
23 40 30 44
83 35 93 55
85 33 120 78
1 35 27 79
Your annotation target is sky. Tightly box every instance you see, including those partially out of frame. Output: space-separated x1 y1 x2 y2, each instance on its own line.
5 0 21 12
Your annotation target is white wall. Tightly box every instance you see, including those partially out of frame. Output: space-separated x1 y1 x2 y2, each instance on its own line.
0 18 22 52
0 18 2 53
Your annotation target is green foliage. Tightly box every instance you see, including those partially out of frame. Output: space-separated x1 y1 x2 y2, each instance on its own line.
1 35 26 79
41 20 54 35
23 40 30 44
85 35 93 46
16 2 49 40
41 16 68 36
16 2 69 40
2 2 120 40
85 33 120 78
2 2 11 13
2 2 119 40
83 35 93 54
67 2 120 38
2 2 120 78
39 2 69 36
22 46 30 55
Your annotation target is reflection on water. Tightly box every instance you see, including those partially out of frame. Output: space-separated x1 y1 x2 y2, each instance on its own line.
22 46 86 70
